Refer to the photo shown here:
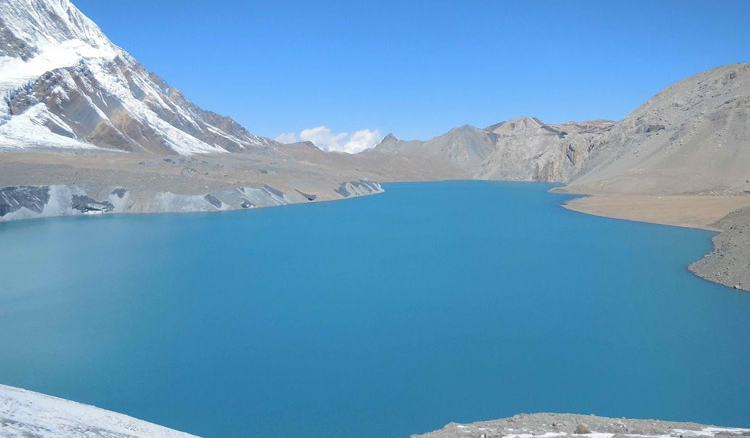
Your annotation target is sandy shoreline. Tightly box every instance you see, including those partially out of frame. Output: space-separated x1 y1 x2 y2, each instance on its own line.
551 190 750 231
549 189 750 291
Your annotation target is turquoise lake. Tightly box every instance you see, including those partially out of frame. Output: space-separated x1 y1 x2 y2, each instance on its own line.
1 181 749 437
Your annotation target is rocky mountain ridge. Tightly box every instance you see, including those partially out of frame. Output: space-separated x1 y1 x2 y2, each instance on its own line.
369 117 616 183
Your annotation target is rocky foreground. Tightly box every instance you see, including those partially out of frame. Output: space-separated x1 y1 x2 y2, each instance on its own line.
413 413 750 438
2 384 748 438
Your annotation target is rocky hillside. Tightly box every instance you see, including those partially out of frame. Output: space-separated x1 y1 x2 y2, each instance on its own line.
371 64 750 190
479 117 613 181
0 0 276 154
371 125 498 174
369 117 614 183
568 63 750 195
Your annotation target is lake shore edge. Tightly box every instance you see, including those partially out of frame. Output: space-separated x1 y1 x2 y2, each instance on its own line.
551 188 750 291
2 175 748 292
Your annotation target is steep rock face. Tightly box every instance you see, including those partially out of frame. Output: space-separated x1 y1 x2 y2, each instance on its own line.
0 184 49 215
371 118 613 183
334 179 383 197
479 117 613 181
0 0 276 154
570 63 750 194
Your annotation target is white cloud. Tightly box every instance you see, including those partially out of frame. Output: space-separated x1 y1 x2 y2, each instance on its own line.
275 132 298 144
275 126 382 154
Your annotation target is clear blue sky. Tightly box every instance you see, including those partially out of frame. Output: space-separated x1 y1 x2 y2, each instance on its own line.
74 0 750 140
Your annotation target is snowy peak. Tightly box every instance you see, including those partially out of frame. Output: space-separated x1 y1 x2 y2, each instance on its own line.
1 0 111 50
0 0 276 155
0 0 118 92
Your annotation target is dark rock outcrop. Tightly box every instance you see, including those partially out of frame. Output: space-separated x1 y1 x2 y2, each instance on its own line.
204 194 222 209
296 190 317 201
71 195 114 213
0 186 50 216
335 180 383 198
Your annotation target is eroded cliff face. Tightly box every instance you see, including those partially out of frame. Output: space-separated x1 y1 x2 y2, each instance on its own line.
479 118 614 182
0 180 383 223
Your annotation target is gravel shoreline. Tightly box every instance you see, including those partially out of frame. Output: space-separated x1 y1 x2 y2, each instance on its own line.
689 207 750 291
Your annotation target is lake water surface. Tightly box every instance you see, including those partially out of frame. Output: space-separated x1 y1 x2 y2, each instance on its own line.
1 182 749 437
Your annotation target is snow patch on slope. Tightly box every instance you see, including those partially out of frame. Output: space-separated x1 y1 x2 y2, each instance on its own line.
0 103 98 149
0 38 116 94
0 384 201 438
0 0 117 101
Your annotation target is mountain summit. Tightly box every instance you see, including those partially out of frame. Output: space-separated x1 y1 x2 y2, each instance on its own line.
0 0 275 154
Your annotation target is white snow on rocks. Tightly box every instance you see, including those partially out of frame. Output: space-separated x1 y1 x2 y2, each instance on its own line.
0 0 117 112
0 38 116 93
0 103 98 149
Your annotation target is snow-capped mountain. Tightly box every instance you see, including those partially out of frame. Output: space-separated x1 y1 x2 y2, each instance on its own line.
0 0 276 154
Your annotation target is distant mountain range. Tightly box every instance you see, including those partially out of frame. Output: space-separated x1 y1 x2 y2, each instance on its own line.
369 118 615 183
366 62 750 194
1 0 749 198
